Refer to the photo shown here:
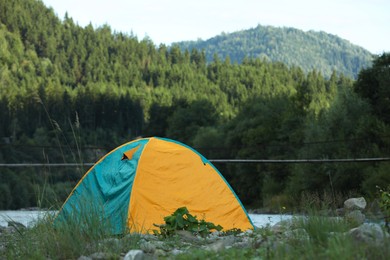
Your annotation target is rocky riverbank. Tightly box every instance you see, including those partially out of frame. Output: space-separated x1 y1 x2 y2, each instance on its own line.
1 197 389 259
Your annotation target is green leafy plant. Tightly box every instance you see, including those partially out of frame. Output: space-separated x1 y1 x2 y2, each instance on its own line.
377 185 390 230
153 207 222 237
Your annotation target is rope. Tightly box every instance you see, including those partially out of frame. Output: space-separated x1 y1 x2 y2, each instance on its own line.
1 157 390 167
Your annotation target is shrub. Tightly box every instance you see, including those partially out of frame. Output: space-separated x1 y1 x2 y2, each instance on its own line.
153 207 222 237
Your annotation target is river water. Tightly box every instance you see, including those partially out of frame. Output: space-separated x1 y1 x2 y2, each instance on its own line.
0 210 292 228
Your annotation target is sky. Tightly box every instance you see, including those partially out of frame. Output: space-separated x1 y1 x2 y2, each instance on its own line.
41 0 389 54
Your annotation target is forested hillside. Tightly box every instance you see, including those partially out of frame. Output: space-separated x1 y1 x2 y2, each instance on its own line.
174 25 373 79
0 0 389 211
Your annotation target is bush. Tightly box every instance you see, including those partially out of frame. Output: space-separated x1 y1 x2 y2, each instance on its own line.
153 207 222 237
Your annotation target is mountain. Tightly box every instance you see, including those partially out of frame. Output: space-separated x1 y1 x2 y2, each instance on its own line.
173 25 373 78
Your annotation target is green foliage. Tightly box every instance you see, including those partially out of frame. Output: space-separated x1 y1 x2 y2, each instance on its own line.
377 185 390 229
153 207 223 237
378 186 390 214
287 82 389 198
354 53 390 124
174 212 389 259
224 94 304 206
362 164 390 197
297 214 354 245
166 99 220 145
175 24 373 79
0 183 12 208
1 210 141 259
2 210 389 259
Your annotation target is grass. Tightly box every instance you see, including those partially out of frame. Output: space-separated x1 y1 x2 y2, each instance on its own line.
1 210 141 259
1 208 389 259
267 216 389 260
2 178 389 259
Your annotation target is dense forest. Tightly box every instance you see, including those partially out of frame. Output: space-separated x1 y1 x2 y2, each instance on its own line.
174 24 373 79
0 0 389 211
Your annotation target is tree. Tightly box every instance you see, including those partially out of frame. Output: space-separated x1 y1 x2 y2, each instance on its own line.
354 53 390 124
166 100 219 145
145 104 175 137
224 95 302 206
287 86 386 198
0 184 12 209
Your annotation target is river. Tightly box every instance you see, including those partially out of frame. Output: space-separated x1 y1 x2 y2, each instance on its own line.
0 210 292 228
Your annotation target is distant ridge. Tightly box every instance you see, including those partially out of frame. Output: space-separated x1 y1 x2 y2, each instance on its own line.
174 25 373 78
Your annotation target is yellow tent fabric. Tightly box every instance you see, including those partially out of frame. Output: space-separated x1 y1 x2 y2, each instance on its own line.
55 137 254 234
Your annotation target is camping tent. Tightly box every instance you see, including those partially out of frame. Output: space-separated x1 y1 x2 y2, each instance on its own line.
55 137 254 234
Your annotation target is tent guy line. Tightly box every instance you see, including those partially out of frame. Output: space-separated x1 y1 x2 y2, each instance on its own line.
1 157 390 167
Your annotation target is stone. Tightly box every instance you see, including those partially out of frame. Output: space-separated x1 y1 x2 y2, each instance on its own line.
271 218 299 234
283 228 310 242
271 222 289 234
344 197 367 210
139 240 156 253
345 210 365 226
142 234 158 241
99 238 120 248
152 240 167 250
205 235 236 252
154 249 167 257
348 223 389 245
207 230 222 239
238 229 253 237
88 252 110 259
77 256 92 260
205 240 226 252
240 235 254 244
171 249 184 255
123 249 145 260
232 240 252 248
174 230 198 242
